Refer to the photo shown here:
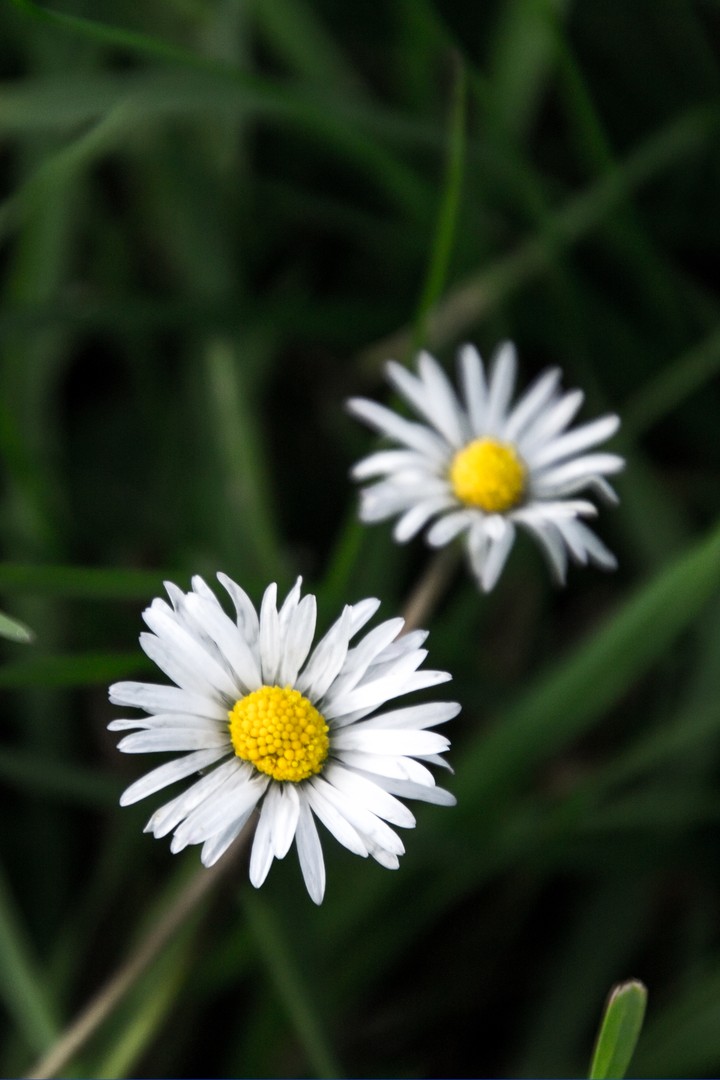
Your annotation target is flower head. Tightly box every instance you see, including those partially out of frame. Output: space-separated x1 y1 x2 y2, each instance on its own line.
109 575 457 903
348 342 624 591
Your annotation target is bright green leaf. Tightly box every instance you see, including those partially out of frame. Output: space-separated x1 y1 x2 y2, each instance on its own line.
589 979 647 1080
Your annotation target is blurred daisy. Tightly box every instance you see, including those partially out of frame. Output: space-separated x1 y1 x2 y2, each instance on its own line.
109 575 457 904
348 342 624 591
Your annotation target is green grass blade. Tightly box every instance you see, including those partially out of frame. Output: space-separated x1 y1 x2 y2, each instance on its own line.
0 651 149 688
0 563 170 599
254 0 367 100
411 54 467 354
0 748 116 806
360 103 718 370
589 980 647 1080
488 0 568 144
456 515 720 813
203 340 286 583
9 0 237 76
623 324 720 438
242 892 342 1079
0 863 58 1053
91 944 188 1080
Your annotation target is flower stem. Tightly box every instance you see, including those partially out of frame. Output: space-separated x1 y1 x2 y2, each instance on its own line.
24 826 252 1079
401 546 460 634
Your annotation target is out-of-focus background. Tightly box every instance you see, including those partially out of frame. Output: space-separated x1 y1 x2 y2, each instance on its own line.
2 2 720 1077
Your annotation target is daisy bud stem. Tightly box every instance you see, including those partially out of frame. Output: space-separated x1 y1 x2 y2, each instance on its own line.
24 823 253 1079
401 546 460 635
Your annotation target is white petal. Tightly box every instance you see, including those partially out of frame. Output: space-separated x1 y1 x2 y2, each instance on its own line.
420 753 452 771
329 618 405 701
516 499 596 519
259 583 281 685
418 351 470 439
561 518 617 569
517 516 568 582
145 759 239 838
537 475 620 504
348 597 382 634
119 747 229 806
304 784 368 856
359 477 449 522
392 496 456 543
201 808 254 866
117 728 230 753
108 713 226 732
502 367 562 442
310 775 405 856
425 509 475 547
370 628 427 664
483 513 508 542
295 799 325 904
217 573 260 650
277 594 317 686
368 849 400 869
108 681 226 720
184 593 262 693
361 772 457 806
347 397 450 462
518 389 584 452
532 453 625 492
269 782 300 858
335 750 436 786
278 577 302 626
587 477 620 505
171 768 268 849
191 575 223 605
458 343 488 435
331 728 450 756
296 605 353 701
411 352 467 446
323 762 415 827
140 616 238 700
530 414 620 469
480 521 516 592
348 700 460 731
465 523 490 588
484 341 517 434
249 796 277 888
352 449 436 480
323 657 450 720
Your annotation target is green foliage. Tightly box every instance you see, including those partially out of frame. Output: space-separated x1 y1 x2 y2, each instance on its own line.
1 1 720 1077
589 980 647 1080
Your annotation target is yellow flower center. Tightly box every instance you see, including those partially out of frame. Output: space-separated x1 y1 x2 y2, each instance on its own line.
449 437 526 513
228 685 329 783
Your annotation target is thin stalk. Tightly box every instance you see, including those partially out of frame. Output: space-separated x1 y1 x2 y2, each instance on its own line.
24 827 252 1080
400 546 460 634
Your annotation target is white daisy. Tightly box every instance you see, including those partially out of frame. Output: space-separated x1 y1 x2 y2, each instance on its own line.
109 574 457 904
347 342 625 591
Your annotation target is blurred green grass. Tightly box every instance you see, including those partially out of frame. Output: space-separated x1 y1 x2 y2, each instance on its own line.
2 1 720 1077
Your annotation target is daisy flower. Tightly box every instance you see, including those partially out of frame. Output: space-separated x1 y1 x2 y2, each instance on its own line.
347 342 624 591
109 575 457 904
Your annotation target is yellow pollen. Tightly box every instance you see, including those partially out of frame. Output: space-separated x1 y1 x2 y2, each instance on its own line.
228 685 329 783
449 437 526 513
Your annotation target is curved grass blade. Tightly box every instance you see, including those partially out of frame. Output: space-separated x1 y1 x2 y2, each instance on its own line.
360 104 719 371
456 514 720 814
242 892 342 1080
589 980 647 1080
411 52 467 355
0 564 171 599
0 864 58 1054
